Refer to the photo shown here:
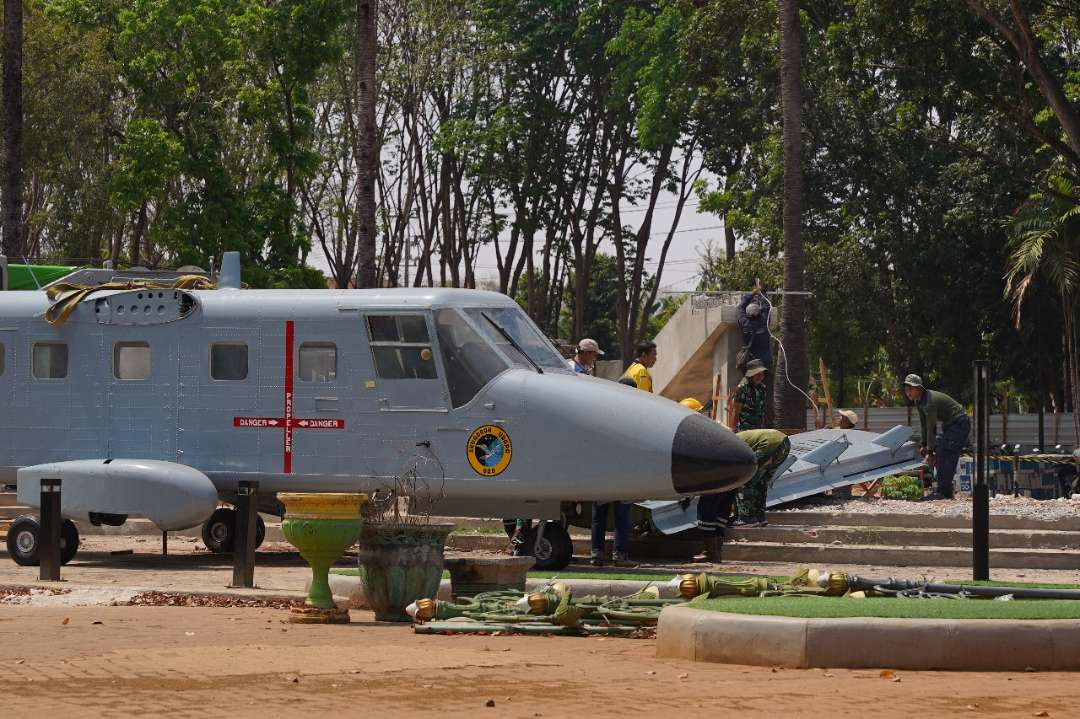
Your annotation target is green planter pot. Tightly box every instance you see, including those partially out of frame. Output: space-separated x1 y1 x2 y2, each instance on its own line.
280 493 366 623
356 523 455 622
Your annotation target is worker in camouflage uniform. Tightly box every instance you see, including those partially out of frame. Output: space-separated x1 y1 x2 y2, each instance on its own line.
731 428 790 527
727 359 768 431
903 374 971 500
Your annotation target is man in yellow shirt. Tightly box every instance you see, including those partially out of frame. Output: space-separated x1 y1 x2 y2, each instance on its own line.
622 340 657 392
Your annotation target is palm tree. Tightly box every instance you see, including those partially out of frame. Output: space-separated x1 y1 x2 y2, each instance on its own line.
2 0 23 259
773 0 809 431
354 0 378 288
1005 173 1080 445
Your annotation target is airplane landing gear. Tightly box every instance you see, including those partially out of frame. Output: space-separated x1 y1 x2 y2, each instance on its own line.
200 507 266 553
522 521 573 571
5 515 80 566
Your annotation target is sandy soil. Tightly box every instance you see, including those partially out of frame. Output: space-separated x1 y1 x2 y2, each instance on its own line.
1 537 1080 716
0 604 1078 718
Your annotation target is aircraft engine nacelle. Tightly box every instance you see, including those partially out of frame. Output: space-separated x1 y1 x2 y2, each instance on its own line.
16 459 219 531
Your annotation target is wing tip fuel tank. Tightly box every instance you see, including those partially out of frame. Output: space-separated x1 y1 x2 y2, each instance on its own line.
670 414 758 494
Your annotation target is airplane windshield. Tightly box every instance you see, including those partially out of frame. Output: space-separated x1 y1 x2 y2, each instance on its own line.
464 307 568 372
435 309 510 408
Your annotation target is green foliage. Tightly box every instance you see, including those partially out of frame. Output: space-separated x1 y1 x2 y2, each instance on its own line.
881 475 923 501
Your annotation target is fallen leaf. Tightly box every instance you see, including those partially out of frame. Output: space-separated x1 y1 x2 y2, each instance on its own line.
61 618 70 626
1033 712 1049 717
287 676 299 684
485 699 495 708
185 631 196 637
879 670 895 678
771 667 779 673
966 706 979 710
14 659 24 665
824 673 835 678
1025 667 1037 673
678 673 688 679
891 677 901 683
646 671 656 676
502 647 511 652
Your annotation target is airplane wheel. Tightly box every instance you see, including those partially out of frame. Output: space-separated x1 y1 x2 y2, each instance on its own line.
6 515 40 566
4 515 79 566
60 519 80 565
202 508 236 553
201 509 266 553
523 522 573 571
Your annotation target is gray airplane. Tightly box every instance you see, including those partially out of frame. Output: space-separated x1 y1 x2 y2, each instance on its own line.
1 252 756 568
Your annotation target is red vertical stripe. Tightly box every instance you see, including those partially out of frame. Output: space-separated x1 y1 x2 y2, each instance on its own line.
284 320 294 473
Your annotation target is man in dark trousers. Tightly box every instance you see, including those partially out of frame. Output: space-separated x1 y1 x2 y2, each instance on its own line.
903 374 971 500
736 279 773 371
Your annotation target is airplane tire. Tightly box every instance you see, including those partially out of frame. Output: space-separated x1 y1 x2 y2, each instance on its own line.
523 522 573 571
5 515 79 566
6 515 40 566
201 509 266 553
60 519 80 565
202 508 237 553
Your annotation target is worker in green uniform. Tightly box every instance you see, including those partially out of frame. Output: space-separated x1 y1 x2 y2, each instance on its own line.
727 359 768 431
903 374 971 500
730 428 790 527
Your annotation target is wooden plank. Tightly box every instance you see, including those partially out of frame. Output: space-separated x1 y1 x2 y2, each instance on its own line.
819 357 835 428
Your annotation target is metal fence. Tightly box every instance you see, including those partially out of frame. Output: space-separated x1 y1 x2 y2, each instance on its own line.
810 408 1077 452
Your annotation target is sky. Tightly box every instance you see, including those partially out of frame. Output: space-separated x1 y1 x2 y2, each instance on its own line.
305 190 726 295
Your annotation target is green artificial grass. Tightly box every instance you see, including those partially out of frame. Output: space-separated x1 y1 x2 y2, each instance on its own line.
689 595 1080 620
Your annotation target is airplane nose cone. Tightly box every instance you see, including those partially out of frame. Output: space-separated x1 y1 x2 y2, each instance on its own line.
671 414 758 494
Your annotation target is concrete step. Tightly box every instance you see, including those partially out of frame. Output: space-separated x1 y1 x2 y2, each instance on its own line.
728 525 1080 550
766 509 1080 532
446 533 1080 571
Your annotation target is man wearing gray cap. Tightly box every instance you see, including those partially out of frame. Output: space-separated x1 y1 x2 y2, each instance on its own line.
903 374 970 500
569 338 603 375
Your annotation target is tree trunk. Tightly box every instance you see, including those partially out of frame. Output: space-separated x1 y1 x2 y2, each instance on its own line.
354 0 378 287
724 215 736 261
774 0 809 432
2 0 23 259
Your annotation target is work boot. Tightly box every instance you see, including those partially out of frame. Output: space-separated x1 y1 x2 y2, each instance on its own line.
509 529 526 556
612 551 638 568
703 535 723 563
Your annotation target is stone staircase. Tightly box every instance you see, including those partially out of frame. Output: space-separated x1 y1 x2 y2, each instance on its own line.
448 509 1080 570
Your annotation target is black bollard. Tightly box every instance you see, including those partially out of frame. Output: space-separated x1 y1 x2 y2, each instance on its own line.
39 478 62 582
231 480 259 588
972 360 990 581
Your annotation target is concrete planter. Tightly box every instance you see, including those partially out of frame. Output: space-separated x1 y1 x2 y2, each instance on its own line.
355 523 454 622
444 556 535 598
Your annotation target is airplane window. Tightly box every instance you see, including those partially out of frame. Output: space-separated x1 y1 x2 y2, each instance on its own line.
114 342 150 380
367 314 437 380
435 309 509 408
32 342 68 379
211 343 248 380
465 307 568 372
367 315 399 342
299 342 337 382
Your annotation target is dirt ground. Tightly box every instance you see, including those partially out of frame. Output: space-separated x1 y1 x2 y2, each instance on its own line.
1 603 1078 718
2 536 1080 717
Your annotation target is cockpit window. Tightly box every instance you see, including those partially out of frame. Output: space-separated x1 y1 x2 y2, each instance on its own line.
465 307 567 372
435 309 509 408
366 315 438 380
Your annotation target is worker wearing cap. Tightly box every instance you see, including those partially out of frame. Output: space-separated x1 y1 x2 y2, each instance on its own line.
736 279 773 370
569 338 604 375
622 340 657 392
731 428 791 527
903 374 970 500
727 359 769 431
837 409 859 429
